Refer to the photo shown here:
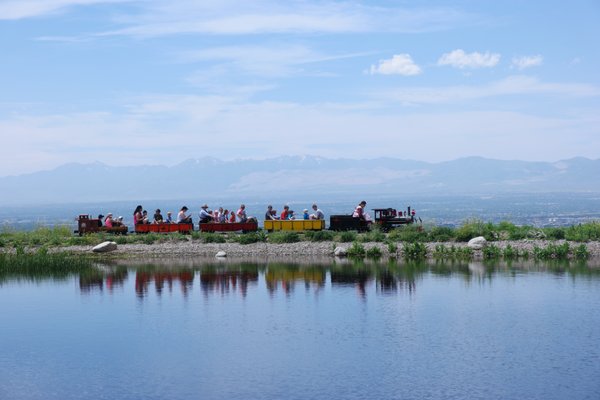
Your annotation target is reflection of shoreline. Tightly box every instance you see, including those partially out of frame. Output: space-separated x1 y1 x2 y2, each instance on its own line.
200 268 259 297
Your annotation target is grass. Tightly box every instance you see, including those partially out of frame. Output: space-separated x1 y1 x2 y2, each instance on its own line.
347 241 366 258
402 242 427 260
0 249 94 283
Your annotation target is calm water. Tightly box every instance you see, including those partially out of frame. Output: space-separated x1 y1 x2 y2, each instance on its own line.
1 259 599 400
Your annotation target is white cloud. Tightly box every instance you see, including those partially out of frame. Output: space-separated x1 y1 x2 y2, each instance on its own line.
511 55 543 70
368 54 422 76
0 0 126 20
437 49 500 69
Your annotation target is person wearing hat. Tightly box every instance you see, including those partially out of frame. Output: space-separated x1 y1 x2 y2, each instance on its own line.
153 209 163 224
165 212 173 224
97 214 105 227
199 204 213 223
303 209 309 220
104 213 114 228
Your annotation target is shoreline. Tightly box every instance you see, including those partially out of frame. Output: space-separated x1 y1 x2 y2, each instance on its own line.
45 239 600 261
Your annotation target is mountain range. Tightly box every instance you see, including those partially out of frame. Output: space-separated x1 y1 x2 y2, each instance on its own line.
1 156 599 205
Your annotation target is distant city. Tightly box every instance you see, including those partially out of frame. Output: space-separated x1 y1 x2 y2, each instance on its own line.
2 192 598 231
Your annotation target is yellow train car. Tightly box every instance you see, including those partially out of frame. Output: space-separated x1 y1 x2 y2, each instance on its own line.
264 219 325 231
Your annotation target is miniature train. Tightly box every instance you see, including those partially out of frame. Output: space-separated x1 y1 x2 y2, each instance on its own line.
76 206 417 235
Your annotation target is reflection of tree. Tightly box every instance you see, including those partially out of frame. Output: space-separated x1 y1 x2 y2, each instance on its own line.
265 264 325 296
200 266 259 298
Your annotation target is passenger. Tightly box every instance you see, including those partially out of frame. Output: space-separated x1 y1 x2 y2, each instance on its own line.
177 206 193 224
104 213 114 228
229 210 236 223
222 209 229 223
265 205 278 220
142 210 149 224
310 203 325 220
303 209 309 220
280 205 290 220
199 204 213 223
352 200 367 220
153 209 163 224
288 210 295 220
115 216 124 226
133 205 144 225
97 214 104 227
237 204 248 223
165 212 173 224
216 207 225 223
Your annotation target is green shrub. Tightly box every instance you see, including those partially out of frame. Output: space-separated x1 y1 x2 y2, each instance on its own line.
366 246 382 259
387 225 427 243
361 230 386 243
339 231 357 243
533 243 570 260
200 233 226 243
482 244 501 260
233 232 266 245
387 241 398 255
455 219 491 242
428 226 455 242
502 244 517 259
304 230 335 242
573 244 590 260
565 222 600 242
544 227 566 240
402 242 427 260
347 241 366 258
268 231 300 244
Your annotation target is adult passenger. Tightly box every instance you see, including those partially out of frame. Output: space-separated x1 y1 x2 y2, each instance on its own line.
177 206 192 224
265 205 278 220
153 209 163 224
133 205 144 225
310 204 325 220
104 213 114 228
353 201 367 220
280 205 290 220
237 204 248 223
199 204 213 223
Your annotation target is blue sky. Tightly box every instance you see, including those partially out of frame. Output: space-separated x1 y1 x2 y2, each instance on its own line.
1 0 599 176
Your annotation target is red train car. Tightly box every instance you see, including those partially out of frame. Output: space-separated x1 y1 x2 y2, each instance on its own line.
135 223 194 234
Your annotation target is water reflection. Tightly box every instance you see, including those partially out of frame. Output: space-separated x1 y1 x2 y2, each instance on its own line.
265 264 325 295
135 268 195 298
200 265 259 297
79 266 128 293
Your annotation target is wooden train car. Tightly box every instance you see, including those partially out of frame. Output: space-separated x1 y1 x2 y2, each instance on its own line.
264 219 325 232
199 222 258 233
135 223 194 234
75 215 128 236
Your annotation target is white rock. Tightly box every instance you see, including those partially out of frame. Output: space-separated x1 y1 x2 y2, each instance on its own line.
467 236 487 250
215 250 227 258
92 241 117 253
334 246 347 257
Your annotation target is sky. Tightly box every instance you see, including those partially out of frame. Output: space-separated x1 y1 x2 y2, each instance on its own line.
0 0 599 176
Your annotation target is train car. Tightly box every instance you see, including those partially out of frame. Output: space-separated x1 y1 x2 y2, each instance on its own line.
264 219 325 232
75 215 128 236
329 206 417 232
199 222 258 233
135 223 194 234
328 215 370 232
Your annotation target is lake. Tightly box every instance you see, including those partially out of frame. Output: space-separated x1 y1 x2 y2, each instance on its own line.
1 259 599 400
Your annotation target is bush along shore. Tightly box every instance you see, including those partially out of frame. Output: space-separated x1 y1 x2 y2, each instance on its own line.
1 221 599 262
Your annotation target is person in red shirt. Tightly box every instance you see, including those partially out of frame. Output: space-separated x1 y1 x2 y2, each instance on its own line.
280 205 290 220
